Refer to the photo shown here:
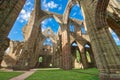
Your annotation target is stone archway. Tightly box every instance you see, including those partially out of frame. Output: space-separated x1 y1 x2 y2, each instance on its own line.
70 41 84 69
0 0 26 67
79 0 120 80
0 0 120 80
84 43 96 68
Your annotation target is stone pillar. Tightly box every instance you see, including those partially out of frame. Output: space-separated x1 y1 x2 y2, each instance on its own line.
0 36 10 67
0 0 26 36
77 42 88 68
61 24 72 70
0 0 25 67
80 0 120 80
59 35 62 68
52 44 56 67
88 48 96 67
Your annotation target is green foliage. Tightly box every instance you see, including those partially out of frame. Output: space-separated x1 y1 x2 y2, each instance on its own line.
118 45 120 50
39 57 43 62
86 51 91 63
76 50 80 62
0 70 23 80
26 68 99 80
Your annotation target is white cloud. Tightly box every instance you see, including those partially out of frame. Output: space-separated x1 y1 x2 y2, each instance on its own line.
17 9 31 23
47 1 58 8
41 20 48 32
72 12 77 16
41 20 46 24
43 0 58 10
26 1 32 6
17 0 34 23
42 25 47 32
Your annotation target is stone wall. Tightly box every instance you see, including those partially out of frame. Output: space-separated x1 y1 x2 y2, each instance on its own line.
0 0 26 67
1 41 23 68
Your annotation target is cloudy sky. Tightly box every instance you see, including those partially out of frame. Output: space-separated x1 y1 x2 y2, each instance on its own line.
8 0 120 45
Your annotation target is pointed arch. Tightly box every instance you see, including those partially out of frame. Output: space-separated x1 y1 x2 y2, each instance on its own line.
70 41 83 69
69 23 75 32
63 0 83 24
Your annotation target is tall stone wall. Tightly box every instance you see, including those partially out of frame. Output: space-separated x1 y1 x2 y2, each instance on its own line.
79 0 120 80
0 0 26 66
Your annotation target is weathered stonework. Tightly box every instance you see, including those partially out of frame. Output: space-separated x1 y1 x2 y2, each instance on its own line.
0 0 120 80
1 41 23 68
0 0 26 67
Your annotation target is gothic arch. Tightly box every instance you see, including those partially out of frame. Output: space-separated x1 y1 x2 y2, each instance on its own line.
63 0 80 23
70 41 83 68
95 0 110 29
84 42 96 68
36 11 62 26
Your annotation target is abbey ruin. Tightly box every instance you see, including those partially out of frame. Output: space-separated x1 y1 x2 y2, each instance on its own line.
0 0 120 80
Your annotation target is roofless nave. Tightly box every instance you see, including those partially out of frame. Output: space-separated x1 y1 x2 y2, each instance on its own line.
0 0 120 80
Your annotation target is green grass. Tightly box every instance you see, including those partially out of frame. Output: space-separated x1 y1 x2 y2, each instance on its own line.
0 70 23 80
118 45 120 50
26 68 99 80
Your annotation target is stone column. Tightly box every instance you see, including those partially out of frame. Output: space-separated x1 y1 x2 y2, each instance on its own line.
0 0 25 67
52 43 56 67
87 48 96 67
61 24 72 70
80 0 120 80
77 42 88 68
59 35 62 68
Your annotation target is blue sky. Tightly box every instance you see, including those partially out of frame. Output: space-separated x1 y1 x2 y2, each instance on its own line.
8 0 120 45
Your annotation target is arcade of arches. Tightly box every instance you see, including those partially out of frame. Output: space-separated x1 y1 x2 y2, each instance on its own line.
0 0 120 80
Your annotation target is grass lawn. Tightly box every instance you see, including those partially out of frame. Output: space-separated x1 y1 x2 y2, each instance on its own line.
26 68 99 80
118 45 120 50
0 70 23 80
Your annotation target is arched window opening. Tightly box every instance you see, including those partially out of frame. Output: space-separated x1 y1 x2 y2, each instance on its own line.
41 17 59 34
72 42 78 46
71 41 83 69
85 44 90 48
39 56 43 63
109 28 120 47
41 0 68 14
69 4 84 20
84 44 92 64
43 38 53 46
69 23 75 32
41 38 53 68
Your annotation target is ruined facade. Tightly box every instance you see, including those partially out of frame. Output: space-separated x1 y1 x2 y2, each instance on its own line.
0 0 26 67
1 41 23 68
0 0 120 80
